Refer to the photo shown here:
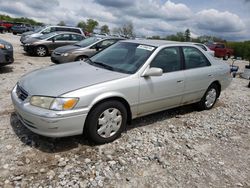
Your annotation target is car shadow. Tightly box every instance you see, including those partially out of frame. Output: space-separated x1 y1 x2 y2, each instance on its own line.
10 102 219 153
10 112 92 153
127 104 195 131
0 66 13 73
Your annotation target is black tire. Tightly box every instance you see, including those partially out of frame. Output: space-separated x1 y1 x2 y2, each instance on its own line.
75 56 87 61
36 46 48 57
197 84 219 110
85 100 127 144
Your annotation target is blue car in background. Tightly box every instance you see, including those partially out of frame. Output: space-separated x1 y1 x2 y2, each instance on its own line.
11 24 34 35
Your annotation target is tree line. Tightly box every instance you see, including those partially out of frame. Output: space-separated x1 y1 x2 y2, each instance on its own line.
227 41 250 61
0 14 43 25
57 19 135 37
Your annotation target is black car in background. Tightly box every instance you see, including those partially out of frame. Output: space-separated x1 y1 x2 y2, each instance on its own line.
0 38 14 66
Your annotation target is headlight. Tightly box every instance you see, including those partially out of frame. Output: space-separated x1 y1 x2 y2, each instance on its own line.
50 98 78 110
0 44 11 49
24 43 31 46
61 53 69 56
30 96 78 111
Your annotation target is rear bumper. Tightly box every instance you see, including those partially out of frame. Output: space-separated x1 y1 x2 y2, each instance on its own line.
11 85 88 137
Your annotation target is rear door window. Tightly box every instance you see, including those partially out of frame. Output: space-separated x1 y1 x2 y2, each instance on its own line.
53 34 71 41
182 47 211 69
71 34 84 41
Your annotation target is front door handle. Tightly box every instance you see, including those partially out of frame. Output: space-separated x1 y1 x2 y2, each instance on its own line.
208 74 213 77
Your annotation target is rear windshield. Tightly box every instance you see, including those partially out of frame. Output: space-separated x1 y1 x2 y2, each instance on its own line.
74 37 101 47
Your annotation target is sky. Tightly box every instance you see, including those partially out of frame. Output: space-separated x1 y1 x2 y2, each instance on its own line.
0 0 250 41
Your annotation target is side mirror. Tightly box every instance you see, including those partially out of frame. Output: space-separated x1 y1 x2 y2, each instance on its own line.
142 67 163 77
52 38 55 43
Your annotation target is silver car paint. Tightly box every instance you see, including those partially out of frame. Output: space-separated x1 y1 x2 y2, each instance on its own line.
19 62 128 96
11 41 232 137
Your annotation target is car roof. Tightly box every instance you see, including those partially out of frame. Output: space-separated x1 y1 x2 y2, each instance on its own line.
46 25 82 29
89 35 124 39
50 31 84 35
120 39 183 47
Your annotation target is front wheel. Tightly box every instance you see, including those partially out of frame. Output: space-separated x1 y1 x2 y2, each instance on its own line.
75 56 87 61
85 101 127 144
197 84 219 110
36 46 47 57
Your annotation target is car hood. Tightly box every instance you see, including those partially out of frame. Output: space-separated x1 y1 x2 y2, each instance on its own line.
23 37 40 44
54 45 82 53
22 31 35 36
18 61 128 97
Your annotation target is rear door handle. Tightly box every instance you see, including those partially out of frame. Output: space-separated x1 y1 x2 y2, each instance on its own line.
177 80 184 83
208 74 213 77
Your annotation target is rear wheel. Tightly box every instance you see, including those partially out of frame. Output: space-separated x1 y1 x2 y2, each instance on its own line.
197 84 219 110
36 46 47 57
85 100 127 144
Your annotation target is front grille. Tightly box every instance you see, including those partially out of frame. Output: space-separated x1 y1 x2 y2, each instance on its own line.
16 85 28 101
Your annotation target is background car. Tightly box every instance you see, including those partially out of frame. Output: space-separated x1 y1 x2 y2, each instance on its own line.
0 38 14 66
11 23 34 35
190 42 215 57
23 32 85 56
0 26 7 33
20 25 85 44
205 42 233 60
12 40 232 144
51 36 124 64
0 21 13 32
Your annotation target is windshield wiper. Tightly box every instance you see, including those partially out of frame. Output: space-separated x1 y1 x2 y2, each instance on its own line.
92 61 114 71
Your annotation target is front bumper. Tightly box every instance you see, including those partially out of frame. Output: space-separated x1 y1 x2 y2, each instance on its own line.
0 49 14 66
11 85 88 137
51 52 77 64
23 45 34 54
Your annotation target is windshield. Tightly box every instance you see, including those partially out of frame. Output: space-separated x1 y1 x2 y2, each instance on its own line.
89 42 155 74
74 37 101 47
34 27 45 33
37 32 56 40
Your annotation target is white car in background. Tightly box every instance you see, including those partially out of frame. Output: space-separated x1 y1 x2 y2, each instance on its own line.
189 42 215 57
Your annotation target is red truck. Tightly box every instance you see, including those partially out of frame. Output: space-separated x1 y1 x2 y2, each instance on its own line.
0 20 13 32
206 42 234 60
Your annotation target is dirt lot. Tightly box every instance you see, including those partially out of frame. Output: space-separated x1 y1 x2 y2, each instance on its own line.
0 33 250 188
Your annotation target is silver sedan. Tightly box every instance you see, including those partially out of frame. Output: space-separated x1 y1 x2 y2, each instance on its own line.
11 40 232 144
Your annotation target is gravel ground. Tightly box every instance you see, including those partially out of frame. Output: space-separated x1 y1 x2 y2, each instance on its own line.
0 33 250 188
